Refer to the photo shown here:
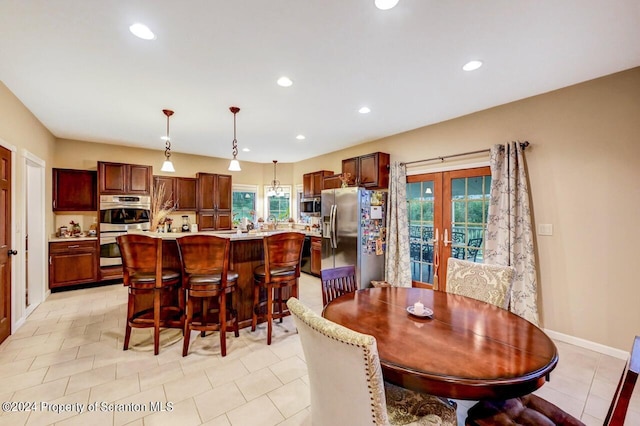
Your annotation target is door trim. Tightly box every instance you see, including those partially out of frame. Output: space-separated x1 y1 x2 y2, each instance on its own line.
0 138 17 336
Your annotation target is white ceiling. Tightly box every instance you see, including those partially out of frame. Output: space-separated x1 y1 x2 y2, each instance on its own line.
1 1 639 164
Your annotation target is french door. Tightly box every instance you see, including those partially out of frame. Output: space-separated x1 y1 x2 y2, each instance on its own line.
407 167 491 290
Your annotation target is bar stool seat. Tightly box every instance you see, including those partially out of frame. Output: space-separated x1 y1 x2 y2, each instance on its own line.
177 235 239 357
117 234 184 356
251 232 304 345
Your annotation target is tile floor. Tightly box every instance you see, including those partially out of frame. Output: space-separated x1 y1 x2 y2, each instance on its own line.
0 274 637 426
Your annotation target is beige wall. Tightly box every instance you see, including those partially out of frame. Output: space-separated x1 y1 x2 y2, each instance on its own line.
297 67 640 351
3 67 639 351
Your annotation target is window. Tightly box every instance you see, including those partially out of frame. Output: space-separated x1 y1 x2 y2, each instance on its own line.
264 185 292 221
232 185 257 226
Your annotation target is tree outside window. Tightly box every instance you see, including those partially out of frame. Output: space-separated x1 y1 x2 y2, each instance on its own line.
232 190 256 226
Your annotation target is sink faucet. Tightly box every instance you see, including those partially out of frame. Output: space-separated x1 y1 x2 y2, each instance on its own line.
267 214 277 228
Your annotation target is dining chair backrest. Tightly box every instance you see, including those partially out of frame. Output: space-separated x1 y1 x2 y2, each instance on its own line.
320 265 357 306
117 233 162 287
605 335 639 425
176 234 231 287
262 232 305 283
445 257 515 309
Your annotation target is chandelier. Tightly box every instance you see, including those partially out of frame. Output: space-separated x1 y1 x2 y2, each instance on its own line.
228 106 241 171
267 160 282 196
160 109 175 172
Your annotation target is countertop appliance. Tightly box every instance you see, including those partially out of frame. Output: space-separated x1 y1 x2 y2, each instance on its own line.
321 187 387 289
300 197 321 216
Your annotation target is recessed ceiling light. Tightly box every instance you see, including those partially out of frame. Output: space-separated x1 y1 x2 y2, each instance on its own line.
129 23 156 40
463 60 483 71
296 135 306 140
375 0 399 10
359 106 371 114
277 76 293 87
242 148 250 152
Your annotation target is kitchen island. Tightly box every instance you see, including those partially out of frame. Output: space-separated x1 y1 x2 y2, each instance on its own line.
149 230 306 329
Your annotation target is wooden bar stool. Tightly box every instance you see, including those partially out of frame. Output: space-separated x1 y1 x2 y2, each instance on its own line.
252 232 304 345
117 234 183 355
176 235 239 357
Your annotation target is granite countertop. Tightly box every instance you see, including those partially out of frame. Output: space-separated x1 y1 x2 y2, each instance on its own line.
49 235 98 242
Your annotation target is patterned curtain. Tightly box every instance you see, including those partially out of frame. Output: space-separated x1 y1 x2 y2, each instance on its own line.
485 142 539 325
385 162 411 287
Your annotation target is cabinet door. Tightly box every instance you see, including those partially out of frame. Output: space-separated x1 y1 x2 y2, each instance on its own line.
360 152 389 189
49 241 98 288
197 212 216 231
215 211 232 230
53 169 97 211
303 173 313 198
312 173 324 196
128 164 152 194
98 162 127 194
311 237 322 276
215 174 232 210
175 177 197 211
341 158 358 186
322 174 342 190
197 173 215 210
153 176 175 209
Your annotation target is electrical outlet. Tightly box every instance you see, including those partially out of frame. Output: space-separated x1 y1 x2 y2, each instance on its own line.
537 224 553 236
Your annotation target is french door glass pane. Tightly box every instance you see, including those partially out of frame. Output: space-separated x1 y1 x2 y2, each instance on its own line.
407 181 434 284
450 176 491 263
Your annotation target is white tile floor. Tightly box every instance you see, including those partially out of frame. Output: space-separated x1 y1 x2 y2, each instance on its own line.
1 274 637 425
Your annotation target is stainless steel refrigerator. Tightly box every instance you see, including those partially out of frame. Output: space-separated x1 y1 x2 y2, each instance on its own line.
321 187 387 289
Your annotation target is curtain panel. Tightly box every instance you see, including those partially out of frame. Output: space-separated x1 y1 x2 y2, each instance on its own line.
385 162 411 287
485 142 539 325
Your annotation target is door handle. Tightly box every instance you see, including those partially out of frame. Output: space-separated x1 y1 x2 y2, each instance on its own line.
8 249 17 256
443 229 452 247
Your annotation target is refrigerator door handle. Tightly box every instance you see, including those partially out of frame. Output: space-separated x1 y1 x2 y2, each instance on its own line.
331 204 338 249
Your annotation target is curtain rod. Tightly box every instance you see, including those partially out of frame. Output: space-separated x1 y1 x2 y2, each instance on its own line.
400 141 529 167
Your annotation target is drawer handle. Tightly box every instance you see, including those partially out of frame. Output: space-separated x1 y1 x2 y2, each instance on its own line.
68 245 81 248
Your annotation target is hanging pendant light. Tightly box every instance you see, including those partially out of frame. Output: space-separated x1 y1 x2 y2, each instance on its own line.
160 109 175 172
267 160 282 196
228 106 241 171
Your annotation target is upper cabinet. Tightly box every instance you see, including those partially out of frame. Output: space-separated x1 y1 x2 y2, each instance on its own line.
52 168 97 211
342 152 390 189
321 174 343 190
303 170 334 197
98 161 152 195
153 176 197 211
196 173 232 230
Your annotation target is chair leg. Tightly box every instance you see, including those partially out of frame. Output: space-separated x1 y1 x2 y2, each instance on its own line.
232 290 239 338
267 285 273 345
123 291 134 351
201 297 208 337
182 293 192 357
153 289 161 356
220 292 227 357
251 281 260 332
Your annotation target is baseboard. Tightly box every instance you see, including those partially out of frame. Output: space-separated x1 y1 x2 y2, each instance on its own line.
544 329 629 360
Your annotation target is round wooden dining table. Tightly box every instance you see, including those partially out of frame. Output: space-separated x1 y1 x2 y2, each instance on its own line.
322 287 558 400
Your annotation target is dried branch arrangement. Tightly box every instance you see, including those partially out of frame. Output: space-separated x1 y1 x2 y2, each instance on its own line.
150 182 175 231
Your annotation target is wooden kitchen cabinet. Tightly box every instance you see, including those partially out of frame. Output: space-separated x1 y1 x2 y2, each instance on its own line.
342 152 390 189
196 172 232 230
303 170 334 197
49 240 98 289
52 168 97 211
310 236 322 276
153 176 197 211
98 161 152 195
322 174 343 190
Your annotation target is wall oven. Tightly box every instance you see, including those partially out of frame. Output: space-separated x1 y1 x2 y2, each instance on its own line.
99 195 151 267
300 197 321 216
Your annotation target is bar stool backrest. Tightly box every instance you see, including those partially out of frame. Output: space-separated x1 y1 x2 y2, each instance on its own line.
117 234 162 287
263 232 305 283
176 235 231 286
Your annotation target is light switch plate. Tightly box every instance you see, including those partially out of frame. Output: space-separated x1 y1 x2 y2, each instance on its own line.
538 224 553 236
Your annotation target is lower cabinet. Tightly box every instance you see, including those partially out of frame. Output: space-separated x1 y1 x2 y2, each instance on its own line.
310 236 322 276
49 240 98 289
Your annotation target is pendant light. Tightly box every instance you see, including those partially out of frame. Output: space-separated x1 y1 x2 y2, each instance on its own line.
267 160 282 196
160 109 175 172
228 106 241 171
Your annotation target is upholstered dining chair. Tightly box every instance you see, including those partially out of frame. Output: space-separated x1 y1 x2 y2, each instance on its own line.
117 233 183 355
465 335 640 426
320 265 357 306
252 232 305 345
176 234 239 357
287 297 458 426
445 258 515 309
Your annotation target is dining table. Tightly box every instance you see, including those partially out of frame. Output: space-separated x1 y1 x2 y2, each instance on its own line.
322 287 558 400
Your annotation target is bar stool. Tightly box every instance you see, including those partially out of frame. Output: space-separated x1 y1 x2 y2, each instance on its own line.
252 232 305 345
117 234 183 355
176 235 239 357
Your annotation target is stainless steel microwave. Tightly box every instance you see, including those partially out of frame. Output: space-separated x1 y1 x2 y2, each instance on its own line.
300 197 321 215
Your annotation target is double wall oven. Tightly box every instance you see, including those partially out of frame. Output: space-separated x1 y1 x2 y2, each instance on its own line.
99 195 151 267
